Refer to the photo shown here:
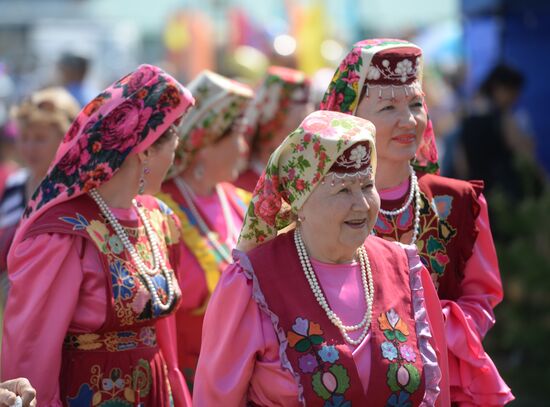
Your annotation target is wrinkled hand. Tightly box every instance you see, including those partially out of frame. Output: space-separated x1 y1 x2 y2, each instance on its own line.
0 378 36 407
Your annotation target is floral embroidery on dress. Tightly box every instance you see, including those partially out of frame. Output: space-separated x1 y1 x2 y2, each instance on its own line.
110 261 135 300
65 327 158 352
378 309 421 406
375 191 457 287
287 317 352 406
66 359 152 406
60 207 178 326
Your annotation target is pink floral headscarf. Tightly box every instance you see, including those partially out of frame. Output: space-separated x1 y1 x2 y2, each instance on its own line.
171 70 253 175
13 64 195 246
244 66 311 147
237 110 377 252
320 38 439 174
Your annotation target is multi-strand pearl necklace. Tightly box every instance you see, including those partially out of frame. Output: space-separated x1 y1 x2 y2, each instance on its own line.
294 229 375 346
174 177 235 264
378 165 421 244
89 189 176 311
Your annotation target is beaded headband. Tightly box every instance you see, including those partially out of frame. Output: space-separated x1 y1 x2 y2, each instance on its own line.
326 141 374 183
363 46 423 100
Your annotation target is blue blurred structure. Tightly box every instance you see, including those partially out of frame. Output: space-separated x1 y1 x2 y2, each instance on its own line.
462 0 550 173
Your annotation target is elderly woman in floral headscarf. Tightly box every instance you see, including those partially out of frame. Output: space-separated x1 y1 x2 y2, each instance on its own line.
156 70 253 388
235 66 314 192
193 110 450 406
2 65 195 406
321 38 514 406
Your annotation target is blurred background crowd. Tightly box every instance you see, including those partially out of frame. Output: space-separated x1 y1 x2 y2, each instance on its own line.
0 0 549 405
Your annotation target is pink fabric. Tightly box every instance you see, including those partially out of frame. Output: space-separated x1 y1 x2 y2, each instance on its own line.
156 316 192 406
194 191 242 247
421 265 451 407
440 194 513 406
194 252 443 405
379 185 511 405
2 205 188 407
379 177 409 200
176 189 244 311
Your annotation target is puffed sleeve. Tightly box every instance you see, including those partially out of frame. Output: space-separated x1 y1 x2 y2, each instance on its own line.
1 234 85 407
193 262 262 406
443 193 503 338
193 260 300 407
441 194 514 405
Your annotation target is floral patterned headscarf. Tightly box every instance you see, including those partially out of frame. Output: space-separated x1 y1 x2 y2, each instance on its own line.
13 64 195 246
320 38 439 174
244 66 311 147
171 70 253 175
237 110 377 252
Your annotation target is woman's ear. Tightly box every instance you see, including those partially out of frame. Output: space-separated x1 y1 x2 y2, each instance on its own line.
137 150 150 164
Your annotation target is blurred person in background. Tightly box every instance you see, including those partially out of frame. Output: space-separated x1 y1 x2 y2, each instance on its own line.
0 121 19 200
57 52 98 108
0 87 80 308
235 66 314 192
2 65 195 406
458 64 544 201
321 38 514 406
157 70 252 389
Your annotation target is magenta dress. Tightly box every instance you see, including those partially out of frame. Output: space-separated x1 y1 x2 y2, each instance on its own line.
193 238 449 406
378 178 512 406
2 198 190 406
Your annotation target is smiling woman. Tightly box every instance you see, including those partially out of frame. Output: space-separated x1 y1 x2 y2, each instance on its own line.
322 38 514 406
193 110 449 406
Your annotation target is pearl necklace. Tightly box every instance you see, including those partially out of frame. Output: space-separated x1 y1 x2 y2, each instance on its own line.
378 165 421 244
174 177 234 264
294 229 375 346
89 189 175 311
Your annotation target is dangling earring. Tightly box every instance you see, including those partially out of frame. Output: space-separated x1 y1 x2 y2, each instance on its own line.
138 163 150 195
193 163 204 181
297 214 305 223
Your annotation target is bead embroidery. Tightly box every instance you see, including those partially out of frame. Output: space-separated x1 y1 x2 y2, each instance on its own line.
375 190 457 286
378 308 421 406
60 205 179 325
66 359 152 406
287 317 352 405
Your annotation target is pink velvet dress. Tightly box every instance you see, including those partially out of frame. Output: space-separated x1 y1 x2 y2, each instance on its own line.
378 177 513 406
1 204 190 407
193 242 450 406
158 179 249 388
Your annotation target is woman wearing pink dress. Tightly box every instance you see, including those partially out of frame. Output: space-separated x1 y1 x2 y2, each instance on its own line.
2 65 195 406
194 110 450 406
321 38 514 406
157 70 253 389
